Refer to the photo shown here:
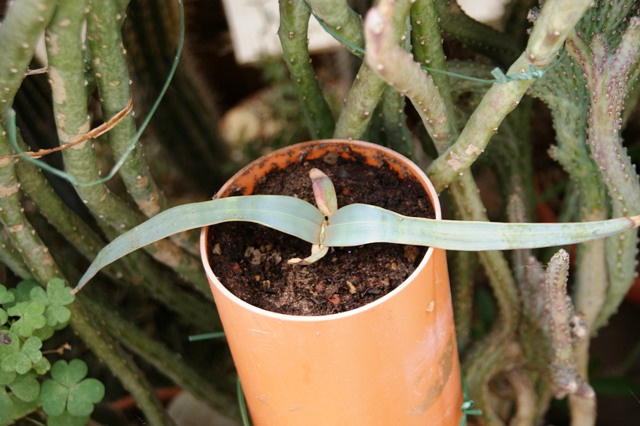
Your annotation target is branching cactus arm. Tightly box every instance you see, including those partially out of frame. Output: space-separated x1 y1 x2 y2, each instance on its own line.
364 5 451 153
87 0 167 218
543 251 594 401
305 0 364 50
581 18 640 329
0 0 57 116
333 0 412 140
410 0 458 132
278 0 335 138
426 0 594 192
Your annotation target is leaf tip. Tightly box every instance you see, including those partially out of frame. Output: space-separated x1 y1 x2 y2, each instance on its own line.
309 168 337 217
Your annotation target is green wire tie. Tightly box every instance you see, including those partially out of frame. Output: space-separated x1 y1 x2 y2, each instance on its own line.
187 331 226 342
460 369 483 426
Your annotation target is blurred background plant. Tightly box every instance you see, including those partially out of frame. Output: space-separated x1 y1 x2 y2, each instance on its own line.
0 0 639 425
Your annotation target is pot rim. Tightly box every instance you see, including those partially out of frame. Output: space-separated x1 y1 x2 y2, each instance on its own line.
200 139 442 322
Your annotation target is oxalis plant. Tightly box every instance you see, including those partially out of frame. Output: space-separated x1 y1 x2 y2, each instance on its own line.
1 0 640 425
0 278 104 426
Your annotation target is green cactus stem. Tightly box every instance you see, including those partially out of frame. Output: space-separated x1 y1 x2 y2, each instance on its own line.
13 130 217 331
426 0 594 193
543 250 593 400
278 0 335 139
122 0 231 187
380 85 413 157
333 0 412 140
578 18 640 329
86 0 167 218
364 5 451 152
333 65 386 140
450 249 476 352
411 0 458 133
0 144 56 282
433 0 519 67
0 227 33 280
15 151 104 261
0 0 57 116
544 250 596 425
80 296 238 419
43 3 209 298
305 0 364 52
504 369 537 426
0 127 173 426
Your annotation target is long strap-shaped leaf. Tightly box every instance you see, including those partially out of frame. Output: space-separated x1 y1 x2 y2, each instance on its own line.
75 196 324 292
324 204 640 250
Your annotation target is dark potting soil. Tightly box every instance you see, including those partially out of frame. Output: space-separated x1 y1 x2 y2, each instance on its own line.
207 153 435 316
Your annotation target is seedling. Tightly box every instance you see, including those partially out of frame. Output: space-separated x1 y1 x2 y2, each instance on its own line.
74 167 640 293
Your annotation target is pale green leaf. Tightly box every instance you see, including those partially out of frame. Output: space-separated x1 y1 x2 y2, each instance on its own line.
8 372 39 402
2 353 31 375
324 204 640 250
47 412 90 426
50 359 86 387
75 195 324 292
67 378 104 416
40 380 66 416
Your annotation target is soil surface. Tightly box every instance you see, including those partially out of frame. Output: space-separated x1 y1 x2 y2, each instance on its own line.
207 153 434 315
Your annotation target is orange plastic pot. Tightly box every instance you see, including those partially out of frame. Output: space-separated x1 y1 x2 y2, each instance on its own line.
200 140 462 425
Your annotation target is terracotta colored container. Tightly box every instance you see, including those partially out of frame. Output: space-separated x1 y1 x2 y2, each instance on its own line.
200 140 462 425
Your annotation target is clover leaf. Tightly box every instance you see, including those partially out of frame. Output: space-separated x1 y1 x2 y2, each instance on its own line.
11 279 74 333
47 411 90 426
0 369 16 386
40 360 104 418
0 386 40 426
0 335 43 375
0 285 14 327
8 300 47 337
0 387 13 424
0 285 14 305
0 280 82 425
46 279 74 306
0 332 20 372
8 281 39 305
40 380 67 417
42 279 74 329
32 356 51 376
8 372 39 402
